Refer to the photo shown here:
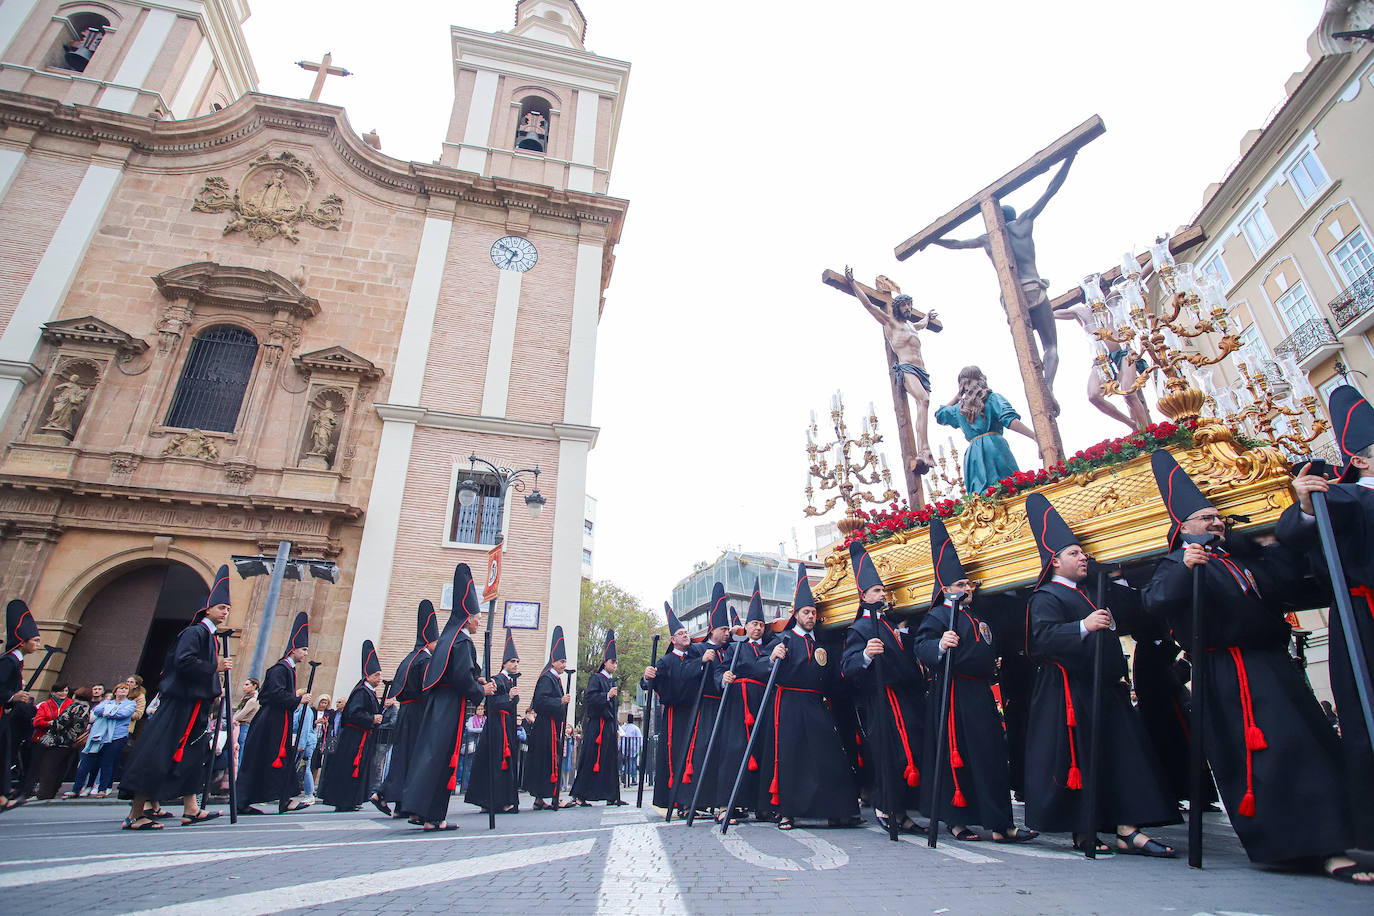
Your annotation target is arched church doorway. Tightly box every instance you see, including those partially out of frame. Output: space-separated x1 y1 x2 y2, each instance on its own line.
61 562 209 692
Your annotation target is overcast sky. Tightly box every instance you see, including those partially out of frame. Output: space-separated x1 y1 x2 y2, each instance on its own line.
243 0 1325 609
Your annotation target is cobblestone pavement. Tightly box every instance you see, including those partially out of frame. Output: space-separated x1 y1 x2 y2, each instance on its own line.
0 794 1369 914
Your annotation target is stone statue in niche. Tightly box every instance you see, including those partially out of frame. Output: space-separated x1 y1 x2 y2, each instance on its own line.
32 368 97 445
300 394 343 470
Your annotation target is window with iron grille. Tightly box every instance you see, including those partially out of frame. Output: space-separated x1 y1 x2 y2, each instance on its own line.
449 472 505 545
1275 281 1320 331
165 325 259 433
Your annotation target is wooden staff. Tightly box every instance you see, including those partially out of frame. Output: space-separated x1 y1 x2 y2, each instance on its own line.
1188 560 1206 868
555 668 573 807
665 655 712 823
927 629 955 847
720 655 781 836
686 641 743 826
23 645 64 692
277 660 321 813
219 629 239 824
1081 569 1108 859
636 634 661 808
1311 488 1374 757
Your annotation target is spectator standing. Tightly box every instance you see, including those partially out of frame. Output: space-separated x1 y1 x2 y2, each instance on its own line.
20 684 70 799
44 687 92 798
294 701 319 799
311 694 332 786
233 677 260 765
72 684 136 797
124 676 147 737
458 710 485 792
618 714 642 787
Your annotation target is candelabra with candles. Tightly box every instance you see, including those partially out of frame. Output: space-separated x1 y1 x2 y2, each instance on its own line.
1197 349 1329 458
804 390 900 536
1083 239 1243 435
925 437 966 501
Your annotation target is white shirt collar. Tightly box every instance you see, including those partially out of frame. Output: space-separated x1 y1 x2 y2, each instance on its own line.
284 656 296 668
749 638 762 645
201 617 217 634
601 669 613 680
792 624 810 637
1359 477 1374 490
672 648 686 657
1051 575 1080 589
10 647 22 662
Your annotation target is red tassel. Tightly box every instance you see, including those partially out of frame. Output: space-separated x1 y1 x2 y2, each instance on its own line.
1238 791 1256 817
748 757 758 771
1065 705 1076 728
744 707 754 728
904 764 920 787
1067 765 1083 790
593 761 600 773
951 788 967 808
1245 726 1267 751
949 747 964 769
856 752 864 768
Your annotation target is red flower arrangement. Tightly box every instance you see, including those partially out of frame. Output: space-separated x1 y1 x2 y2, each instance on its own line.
843 420 1199 548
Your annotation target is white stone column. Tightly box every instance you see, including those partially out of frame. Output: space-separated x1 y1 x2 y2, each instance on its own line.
563 238 603 425
0 147 27 205
547 433 590 670
480 268 523 416
0 161 122 427
0 0 39 61
567 89 600 193
333 214 452 696
168 38 214 120
97 7 177 113
456 70 500 174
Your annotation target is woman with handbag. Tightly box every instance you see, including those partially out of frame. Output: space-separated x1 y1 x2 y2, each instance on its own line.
43 687 92 798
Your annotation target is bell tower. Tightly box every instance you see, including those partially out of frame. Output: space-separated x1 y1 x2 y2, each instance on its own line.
441 0 629 193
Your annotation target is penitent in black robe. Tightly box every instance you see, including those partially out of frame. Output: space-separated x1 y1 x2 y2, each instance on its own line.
709 637 777 814
401 632 485 824
120 619 221 801
318 680 380 810
1277 485 1374 850
915 601 1014 831
1024 581 1178 834
757 627 858 822
466 670 520 812
0 649 24 801
378 647 430 804
522 668 567 801
643 647 703 810
841 614 926 819
1143 540 1351 863
235 658 302 806
571 670 621 802
1129 618 1217 808
679 640 726 804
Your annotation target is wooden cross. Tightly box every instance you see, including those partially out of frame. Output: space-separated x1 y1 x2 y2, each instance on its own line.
821 269 943 508
296 51 352 102
894 115 1107 467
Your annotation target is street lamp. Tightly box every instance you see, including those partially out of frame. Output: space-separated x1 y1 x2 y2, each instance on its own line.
456 452 546 527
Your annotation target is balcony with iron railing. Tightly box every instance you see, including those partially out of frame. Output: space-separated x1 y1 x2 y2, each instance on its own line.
1275 316 1342 372
1330 267 1374 337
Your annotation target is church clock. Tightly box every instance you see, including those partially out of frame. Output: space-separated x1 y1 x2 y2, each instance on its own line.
490 236 538 272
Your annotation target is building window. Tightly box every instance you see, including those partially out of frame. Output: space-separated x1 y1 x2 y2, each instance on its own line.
55 13 109 73
582 549 593 565
1286 149 1329 203
515 96 551 153
1332 227 1374 286
583 519 594 536
164 325 258 433
1275 280 1320 331
449 471 504 545
1239 207 1277 257
1201 254 1232 289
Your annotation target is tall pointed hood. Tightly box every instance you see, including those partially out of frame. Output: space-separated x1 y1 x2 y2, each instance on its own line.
361 639 381 677
502 628 519 665
849 539 889 621
1330 384 1374 482
547 625 567 669
729 606 741 629
284 611 309 655
1025 492 1080 587
6 599 39 650
928 518 970 609
195 564 231 622
423 564 480 690
747 577 766 624
416 599 439 648
707 581 729 631
599 628 616 671
785 562 817 629
1151 450 1215 550
664 601 686 636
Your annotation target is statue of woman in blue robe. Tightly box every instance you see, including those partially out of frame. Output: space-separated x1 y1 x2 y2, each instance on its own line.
934 366 1038 497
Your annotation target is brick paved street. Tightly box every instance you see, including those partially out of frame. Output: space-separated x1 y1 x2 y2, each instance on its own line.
1 794 1368 914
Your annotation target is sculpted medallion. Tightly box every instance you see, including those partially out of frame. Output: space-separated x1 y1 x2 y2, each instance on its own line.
192 151 344 244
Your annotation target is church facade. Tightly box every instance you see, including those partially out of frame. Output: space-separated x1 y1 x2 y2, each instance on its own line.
0 0 628 695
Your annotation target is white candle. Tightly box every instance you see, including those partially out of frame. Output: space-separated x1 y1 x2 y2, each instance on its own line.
810 409 817 425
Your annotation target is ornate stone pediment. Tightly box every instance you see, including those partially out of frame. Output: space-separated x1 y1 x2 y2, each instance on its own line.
41 316 148 357
191 151 344 244
293 346 382 381
152 262 320 320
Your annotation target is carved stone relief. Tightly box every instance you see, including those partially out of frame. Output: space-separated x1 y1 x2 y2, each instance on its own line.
191 151 345 244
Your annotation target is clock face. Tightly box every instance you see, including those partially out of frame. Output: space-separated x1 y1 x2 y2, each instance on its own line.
490 236 538 272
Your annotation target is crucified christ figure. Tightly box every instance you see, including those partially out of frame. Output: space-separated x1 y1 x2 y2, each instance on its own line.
928 154 1076 415
845 266 936 474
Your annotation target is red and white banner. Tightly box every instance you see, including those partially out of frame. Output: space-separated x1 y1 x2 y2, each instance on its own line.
483 541 503 603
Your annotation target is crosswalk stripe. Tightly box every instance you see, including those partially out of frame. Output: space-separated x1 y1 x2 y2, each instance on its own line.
596 822 686 914
124 839 596 916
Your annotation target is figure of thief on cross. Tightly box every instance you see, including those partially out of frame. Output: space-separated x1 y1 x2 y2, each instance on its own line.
840 539 926 834
1022 493 1179 857
236 611 313 815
